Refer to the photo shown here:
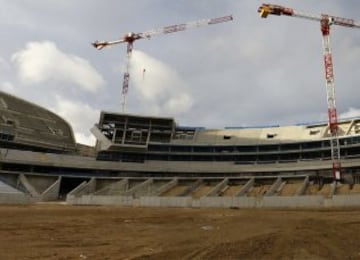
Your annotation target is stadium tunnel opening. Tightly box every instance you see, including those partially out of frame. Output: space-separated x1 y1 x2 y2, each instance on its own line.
58 177 90 200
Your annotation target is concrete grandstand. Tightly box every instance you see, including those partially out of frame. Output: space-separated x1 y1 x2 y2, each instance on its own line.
2 90 360 207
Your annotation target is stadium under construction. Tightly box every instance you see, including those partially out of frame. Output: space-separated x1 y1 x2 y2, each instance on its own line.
1 90 360 208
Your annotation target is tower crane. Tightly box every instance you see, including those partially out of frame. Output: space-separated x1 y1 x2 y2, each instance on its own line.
258 3 360 181
92 15 233 112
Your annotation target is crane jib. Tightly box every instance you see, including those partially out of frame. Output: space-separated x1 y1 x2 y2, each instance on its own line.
163 24 187 34
209 15 233 25
93 14 233 112
332 17 355 27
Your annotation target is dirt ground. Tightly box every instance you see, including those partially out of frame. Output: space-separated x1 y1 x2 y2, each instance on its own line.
1 204 360 259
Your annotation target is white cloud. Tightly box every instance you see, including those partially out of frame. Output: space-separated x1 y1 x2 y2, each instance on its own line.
11 41 105 92
51 95 99 145
0 82 16 93
129 50 193 115
164 93 194 115
0 56 10 71
0 56 17 95
2 1 360 132
340 107 360 119
73 132 97 147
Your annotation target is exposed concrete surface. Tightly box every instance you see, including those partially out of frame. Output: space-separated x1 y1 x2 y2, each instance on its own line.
41 178 61 201
66 194 360 208
19 174 40 198
0 180 31 204
0 193 31 204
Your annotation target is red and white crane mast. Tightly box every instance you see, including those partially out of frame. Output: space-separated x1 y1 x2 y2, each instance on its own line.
258 4 360 180
92 15 233 112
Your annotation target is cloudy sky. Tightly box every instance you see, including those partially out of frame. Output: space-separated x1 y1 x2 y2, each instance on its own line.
1 0 360 145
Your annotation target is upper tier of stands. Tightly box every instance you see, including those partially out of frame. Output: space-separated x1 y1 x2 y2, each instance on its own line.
0 91 76 153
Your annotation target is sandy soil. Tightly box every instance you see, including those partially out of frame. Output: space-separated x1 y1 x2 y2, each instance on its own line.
1 204 360 260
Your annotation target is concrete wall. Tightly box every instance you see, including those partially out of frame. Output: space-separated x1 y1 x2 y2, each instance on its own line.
325 195 360 207
0 193 31 204
139 196 193 208
67 194 134 206
198 196 324 208
67 194 360 208
261 196 324 208
0 179 31 204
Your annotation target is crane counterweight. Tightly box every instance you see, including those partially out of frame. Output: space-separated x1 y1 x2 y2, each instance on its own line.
258 4 294 18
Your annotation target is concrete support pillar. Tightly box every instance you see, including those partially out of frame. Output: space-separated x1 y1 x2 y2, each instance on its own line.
124 178 153 196
156 178 178 196
236 177 254 196
68 177 96 197
295 176 310 196
265 177 283 196
19 174 40 198
95 178 129 195
179 179 203 197
41 176 61 201
206 178 229 197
